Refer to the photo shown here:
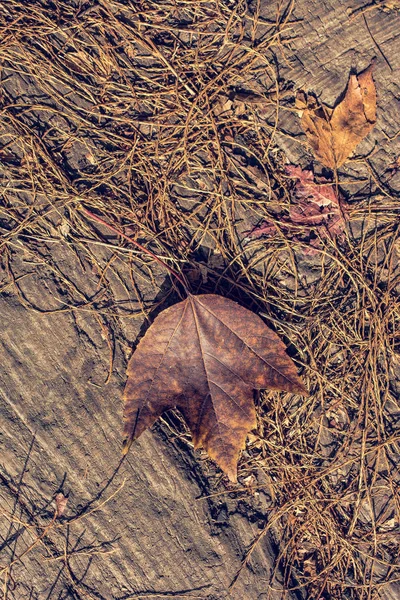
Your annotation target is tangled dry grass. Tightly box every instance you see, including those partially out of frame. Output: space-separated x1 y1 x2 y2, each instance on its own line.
0 1 399 599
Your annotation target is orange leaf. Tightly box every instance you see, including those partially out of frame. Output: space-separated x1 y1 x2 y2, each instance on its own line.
123 294 307 481
297 64 377 169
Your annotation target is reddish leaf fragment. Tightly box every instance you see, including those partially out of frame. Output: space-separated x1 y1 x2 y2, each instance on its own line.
55 493 68 518
285 165 338 207
123 294 307 482
244 166 346 251
287 165 346 240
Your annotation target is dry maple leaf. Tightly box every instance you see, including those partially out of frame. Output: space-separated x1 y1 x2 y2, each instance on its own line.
123 294 307 482
297 64 376 169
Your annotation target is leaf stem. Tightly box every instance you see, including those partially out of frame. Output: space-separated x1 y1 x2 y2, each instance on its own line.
80 207 189 291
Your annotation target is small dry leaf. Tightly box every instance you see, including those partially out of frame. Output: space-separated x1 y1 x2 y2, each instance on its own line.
213 96 233 116
297 64 376 169
123 294 307 481
58 220 70 238
286 165 346 241
245 165 346 253
286 165 337 207
325 404 349 431
242 474 257 493
55 493 68 518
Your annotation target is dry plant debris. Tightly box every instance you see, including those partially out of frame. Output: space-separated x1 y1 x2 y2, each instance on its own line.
1 471 123 599
123 293 306 482
0 1 399 599
246 165 346 253
297 64 377 169
55 493 68 518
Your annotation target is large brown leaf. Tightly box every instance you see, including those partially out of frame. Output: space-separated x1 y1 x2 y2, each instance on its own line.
123 294 307 481
297 64 376 169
